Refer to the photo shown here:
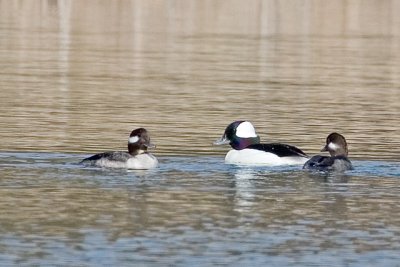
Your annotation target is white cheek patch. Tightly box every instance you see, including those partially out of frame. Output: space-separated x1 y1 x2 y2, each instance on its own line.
128 136 140 144
328 142 339 150
236 121 258 138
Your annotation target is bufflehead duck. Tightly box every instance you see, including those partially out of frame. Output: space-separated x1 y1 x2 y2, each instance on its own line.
81 128 158 169
303 132 353 172
214 121 308 166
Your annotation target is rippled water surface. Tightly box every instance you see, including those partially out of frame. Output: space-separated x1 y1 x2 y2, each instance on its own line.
1 1 400 266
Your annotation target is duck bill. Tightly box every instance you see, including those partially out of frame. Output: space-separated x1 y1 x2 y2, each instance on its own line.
213 135 230 146
320 145 328 152
145 143 156 149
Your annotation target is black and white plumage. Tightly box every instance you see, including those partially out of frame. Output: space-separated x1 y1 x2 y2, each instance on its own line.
303 132 353 172
214 121 308 166
81 128 158 169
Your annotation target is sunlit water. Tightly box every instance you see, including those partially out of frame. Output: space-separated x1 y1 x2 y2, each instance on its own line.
1 152 400 266
1 0 400 266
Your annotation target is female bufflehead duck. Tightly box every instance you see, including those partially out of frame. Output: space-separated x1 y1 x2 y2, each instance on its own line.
214 121 308 166
81 128 158 169
303 132 353 172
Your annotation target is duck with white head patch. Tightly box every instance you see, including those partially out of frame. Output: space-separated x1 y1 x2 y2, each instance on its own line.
303 132 353 172
214 121 308 166
81 128 158 169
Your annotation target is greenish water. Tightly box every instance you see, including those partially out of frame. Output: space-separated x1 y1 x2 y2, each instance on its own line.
1 0 400 266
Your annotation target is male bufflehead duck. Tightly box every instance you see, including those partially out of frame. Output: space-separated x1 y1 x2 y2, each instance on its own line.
303 132 353 172
81 128 158 169
214 121 308 166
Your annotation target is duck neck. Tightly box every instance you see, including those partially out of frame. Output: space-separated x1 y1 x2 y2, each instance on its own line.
330 148 348 157
128 143 146 156
230 136 260 150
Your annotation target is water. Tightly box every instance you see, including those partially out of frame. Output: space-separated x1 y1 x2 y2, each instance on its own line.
1 1 400 266
1 152 400 266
